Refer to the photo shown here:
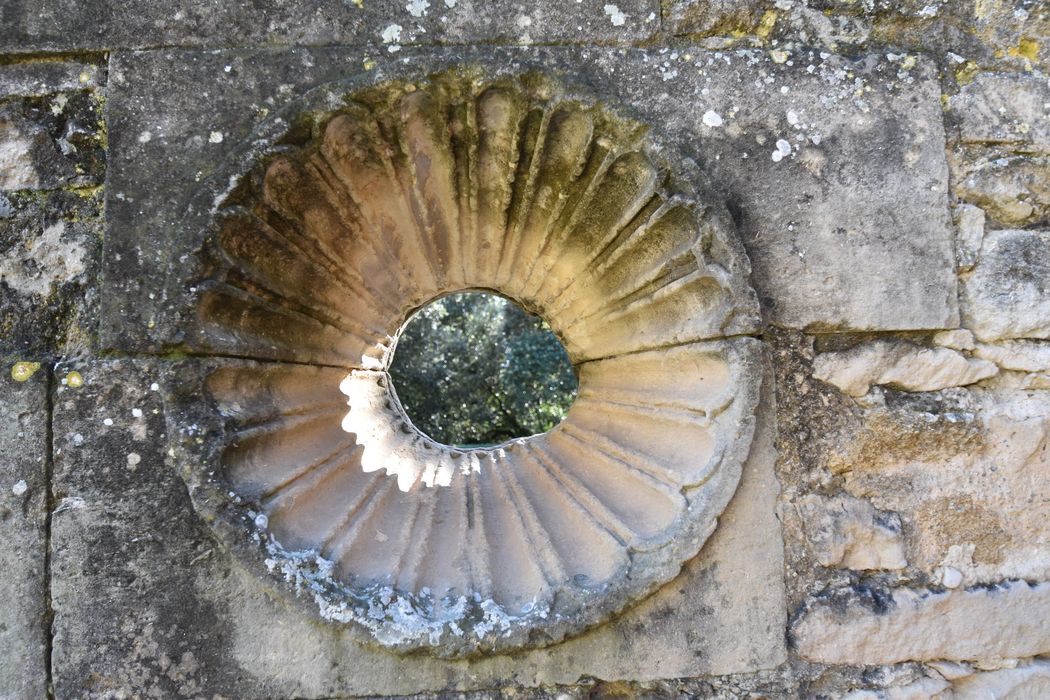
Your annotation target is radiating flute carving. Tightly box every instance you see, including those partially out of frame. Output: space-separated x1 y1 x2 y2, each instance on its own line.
188 70 763 657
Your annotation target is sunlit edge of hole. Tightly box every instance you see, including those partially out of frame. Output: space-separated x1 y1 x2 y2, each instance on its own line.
384 288 579 451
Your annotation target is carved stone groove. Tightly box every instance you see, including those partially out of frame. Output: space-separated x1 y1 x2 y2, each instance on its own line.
182 70 763 657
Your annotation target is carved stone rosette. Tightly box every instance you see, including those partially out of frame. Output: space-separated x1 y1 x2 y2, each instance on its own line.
170 69 763 657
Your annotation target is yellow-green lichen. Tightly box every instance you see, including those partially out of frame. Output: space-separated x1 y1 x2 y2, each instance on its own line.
11 361 41 382
755 10 778 40
1008 37 1040 62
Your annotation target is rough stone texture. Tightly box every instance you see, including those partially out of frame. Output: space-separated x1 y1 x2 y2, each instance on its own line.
1 0 660 52
947 659 1050 699
961 229 1050 342
49 358 785 695
796 494 907 570
49 359 250 698
0 90 105 192
689 52 957 331
974 339 1050 373
100 46 957 352
664 0 776 37
812 340 998 396
4 0 1050 692
0 190 103 357
956 157 1050 228
793 580 1050 665
0 61 104 98
934 329 977 352
0 59 106 359
773 326 1050 660
842 675 951 700
666 0 1048 71
952 204 986 271
950 73 1050 152
0 365 49 699
829 387 1050 585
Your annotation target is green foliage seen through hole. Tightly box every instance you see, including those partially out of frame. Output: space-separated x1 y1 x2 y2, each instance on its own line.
388 291 578 447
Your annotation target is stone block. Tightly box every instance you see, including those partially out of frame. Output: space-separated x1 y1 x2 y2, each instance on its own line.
812 340 997 397
684 51 957 331
961 229 1050 342
829 387 1050 585
0 364 49 699
792 580 1050 665
953 203 985 270
50 356 785 696
0 0 659 53
49 359 251 698
950 73 1050 152
974 339 1050 373
664 0 775 37
99 46 957 352
949 659 1050 699
955 157 1050 228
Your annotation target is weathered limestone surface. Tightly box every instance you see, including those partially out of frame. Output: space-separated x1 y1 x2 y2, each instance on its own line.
961 229 1050 342
0 89 105 192
0 366 49 699
0 0 660 53
0 61 104 98
793 580 1050 665
950 73 1050 152
796 494 907 570
952 204 986 270
49 358 785 695
50 359 254 697
0 191 102 356
665 0 1049 71
842 659 1050 698
812 340 998 397
4 0 1049 692
772 327 1050 682
842 676 950 700
664 0 776 37
667 52 957 331
100 46 957 353
973 340 1050 373
830 387 1050 584
0 59 106 357
947 659 1050 699
956 157 1050 228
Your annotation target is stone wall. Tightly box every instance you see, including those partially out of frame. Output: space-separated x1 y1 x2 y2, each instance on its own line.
1 0 1048 697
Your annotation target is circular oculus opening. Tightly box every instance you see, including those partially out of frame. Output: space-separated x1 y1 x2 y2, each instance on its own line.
184 68 763 658
388 291 578 448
